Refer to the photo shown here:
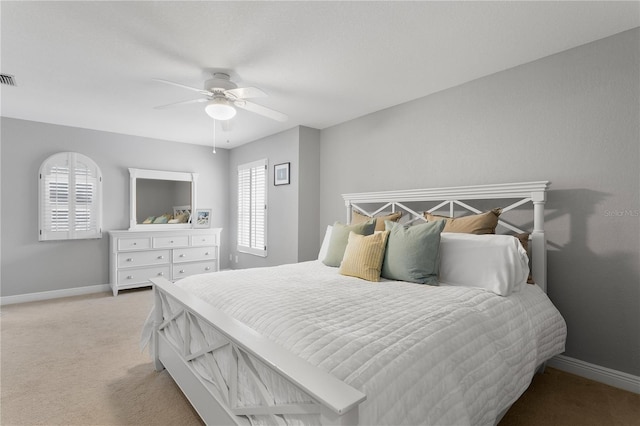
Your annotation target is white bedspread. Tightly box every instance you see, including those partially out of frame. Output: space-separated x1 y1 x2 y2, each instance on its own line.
157 260 566 426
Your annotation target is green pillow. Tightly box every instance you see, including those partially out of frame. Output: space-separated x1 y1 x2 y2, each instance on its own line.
322 220 376 267
381 220 446 285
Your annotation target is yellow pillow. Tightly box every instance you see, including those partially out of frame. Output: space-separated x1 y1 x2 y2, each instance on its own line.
424 208 502 234
352 210 402 232
339 231 390 282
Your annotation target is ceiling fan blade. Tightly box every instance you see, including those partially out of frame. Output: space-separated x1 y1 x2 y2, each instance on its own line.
234 100 288 122
225 86 267 99
154 98 207 109
153 78 211 95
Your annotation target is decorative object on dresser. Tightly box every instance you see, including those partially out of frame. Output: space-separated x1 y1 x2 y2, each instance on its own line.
109 228 222 296
193 209 212 228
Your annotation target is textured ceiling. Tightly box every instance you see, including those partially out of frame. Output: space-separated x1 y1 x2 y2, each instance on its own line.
1 1 638 149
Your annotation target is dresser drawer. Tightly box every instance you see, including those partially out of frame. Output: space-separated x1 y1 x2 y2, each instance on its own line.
173 261 217 280
117 265 170 285
153 235 189 248
173 246 217 263
191 234 217 246
117 250 170 268
117 237 151 251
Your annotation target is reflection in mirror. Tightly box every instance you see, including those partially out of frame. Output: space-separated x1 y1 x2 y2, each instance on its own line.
128 168 198 230
136 179 192 224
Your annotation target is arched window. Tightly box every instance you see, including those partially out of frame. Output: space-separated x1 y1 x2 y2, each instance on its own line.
39 152 103 241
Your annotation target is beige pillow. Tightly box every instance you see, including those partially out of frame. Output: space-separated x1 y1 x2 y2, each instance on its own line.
424 208 502 234
514 233 535 284
339 231 390 282
352 210 402 232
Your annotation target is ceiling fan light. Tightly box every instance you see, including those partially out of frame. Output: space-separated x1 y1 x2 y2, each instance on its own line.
205 99 236 120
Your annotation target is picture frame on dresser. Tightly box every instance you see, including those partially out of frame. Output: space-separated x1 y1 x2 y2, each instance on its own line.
194 209 211 228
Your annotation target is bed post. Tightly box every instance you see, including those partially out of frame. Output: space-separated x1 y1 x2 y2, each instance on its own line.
152 285 165 372
531 189 547 293
345 200 352 224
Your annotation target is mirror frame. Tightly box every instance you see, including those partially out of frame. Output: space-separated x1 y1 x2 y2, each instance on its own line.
128 168 198 230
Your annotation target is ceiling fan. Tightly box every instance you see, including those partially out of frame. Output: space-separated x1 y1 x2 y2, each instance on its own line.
153 72 288 122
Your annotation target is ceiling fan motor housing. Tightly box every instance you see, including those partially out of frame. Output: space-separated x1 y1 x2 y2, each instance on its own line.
205 73 237 93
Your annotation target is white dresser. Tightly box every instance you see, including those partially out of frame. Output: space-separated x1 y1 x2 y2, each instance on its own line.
109 228 222 296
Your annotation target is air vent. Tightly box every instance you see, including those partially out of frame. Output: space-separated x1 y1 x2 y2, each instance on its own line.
0 74 16 86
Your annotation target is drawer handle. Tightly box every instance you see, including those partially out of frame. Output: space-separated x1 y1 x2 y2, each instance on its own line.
201 238 206 241
179 254 186 258
170 240 174 244
179 269 185 273
157 272 164 276
133 242 137 246
205 267 211 271
205 252 210 256
157 255 164 260
126 258 133 262
126 275 133 279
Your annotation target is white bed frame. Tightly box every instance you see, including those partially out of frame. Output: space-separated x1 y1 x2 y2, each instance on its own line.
149 181 550 425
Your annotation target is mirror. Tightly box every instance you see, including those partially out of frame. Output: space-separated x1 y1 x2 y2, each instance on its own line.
129 168 198 230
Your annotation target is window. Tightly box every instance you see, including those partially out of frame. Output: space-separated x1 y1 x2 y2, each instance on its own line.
237 159 267 257
39 152 102 241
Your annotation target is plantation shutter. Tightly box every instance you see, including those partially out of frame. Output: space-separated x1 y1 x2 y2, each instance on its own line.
39 152 102 241
237 159 267 257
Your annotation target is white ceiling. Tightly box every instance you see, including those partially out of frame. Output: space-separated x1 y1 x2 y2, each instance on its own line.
1 1 638 149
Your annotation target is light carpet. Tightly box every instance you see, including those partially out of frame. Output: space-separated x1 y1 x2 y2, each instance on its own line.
1 288 202 426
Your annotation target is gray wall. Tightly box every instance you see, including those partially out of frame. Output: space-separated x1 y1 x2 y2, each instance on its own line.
319 29 640 376
228 126 320 270
297 126 321 262
1 118 230 296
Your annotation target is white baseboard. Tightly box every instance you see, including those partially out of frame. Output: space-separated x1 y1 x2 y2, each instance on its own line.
0 284 111 306
548 354 640 394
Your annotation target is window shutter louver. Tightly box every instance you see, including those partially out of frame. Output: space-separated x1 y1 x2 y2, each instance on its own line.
39 152 103 241
237 159 267 257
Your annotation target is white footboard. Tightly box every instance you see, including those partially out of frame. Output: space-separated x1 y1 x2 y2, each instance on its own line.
149 277 366 425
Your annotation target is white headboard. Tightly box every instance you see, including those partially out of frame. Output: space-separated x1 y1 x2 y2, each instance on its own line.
342 181 550 292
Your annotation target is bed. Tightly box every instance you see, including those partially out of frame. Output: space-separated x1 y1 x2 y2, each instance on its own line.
142 181 567 426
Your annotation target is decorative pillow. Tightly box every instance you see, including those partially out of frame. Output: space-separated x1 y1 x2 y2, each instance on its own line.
142 216 155 224
352 210 402 232
322 220 376 267
424 208 502 234
514 233 535 284
173 212 189 223
381 220 445 285
339 231 390 282
317 225 333 261
153 215 169 224
439 233 529 296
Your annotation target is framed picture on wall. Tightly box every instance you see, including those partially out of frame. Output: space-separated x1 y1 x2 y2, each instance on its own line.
194 209 212 228
274 162 290 186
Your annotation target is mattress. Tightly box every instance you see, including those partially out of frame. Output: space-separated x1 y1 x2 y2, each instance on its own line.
149 260 566 426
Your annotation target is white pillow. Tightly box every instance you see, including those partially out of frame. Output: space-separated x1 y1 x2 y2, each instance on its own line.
317 225 333 261
439 233 529 296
